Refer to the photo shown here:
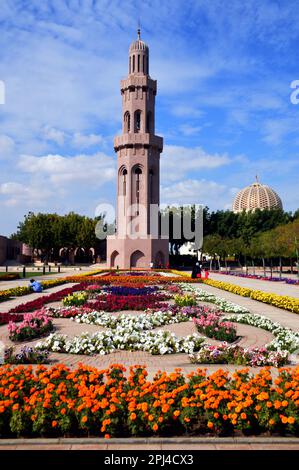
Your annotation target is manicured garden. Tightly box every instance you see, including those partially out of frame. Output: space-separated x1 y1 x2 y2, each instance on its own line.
0 269 298 439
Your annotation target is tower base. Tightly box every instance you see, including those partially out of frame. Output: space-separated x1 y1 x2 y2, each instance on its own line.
107 236 169 269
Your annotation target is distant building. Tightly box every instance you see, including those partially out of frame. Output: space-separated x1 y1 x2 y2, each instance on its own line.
232 178 283 213
0 236 32 265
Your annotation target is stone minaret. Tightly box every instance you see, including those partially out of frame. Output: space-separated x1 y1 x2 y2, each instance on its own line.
106 30 169 268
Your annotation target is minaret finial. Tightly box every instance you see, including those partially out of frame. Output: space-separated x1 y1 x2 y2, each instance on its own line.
137 19 141 39
255 174 259 183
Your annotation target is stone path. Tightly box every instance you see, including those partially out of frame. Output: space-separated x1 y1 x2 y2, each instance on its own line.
0 283 78 313
209 272 299 298
195 282 299 331
0 437 299 450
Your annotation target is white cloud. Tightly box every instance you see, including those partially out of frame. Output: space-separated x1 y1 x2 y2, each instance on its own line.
0 181 52 206
161 179 230 210
179 124 202 136
42 126 66 145
161 145 231 182
17 152 116 186
0 135 15 159
73 133 103 148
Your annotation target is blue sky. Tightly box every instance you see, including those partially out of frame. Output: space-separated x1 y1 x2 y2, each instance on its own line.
0 0 299 235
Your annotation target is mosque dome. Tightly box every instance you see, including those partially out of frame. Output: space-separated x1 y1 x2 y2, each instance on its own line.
232 178 283 213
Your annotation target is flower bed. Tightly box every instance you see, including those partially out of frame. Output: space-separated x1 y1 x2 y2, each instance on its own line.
223 313 299 353
86 293 168 312
193 314 237 343
36 329 203 356
0 269 106 302
182 284 249 313
46 306 94 318
203 279 299 314
8 310 54 342
4 346 49 364
8 284 87 313
0 273 20 281
62 291 89 307
103 285 159 296
190 343 288 367
217 271 299 285
174 294 197 307
0 312 23 325
0 364 298 438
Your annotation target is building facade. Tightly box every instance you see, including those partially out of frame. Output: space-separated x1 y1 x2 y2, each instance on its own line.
106 30 169 268
0 236 31 265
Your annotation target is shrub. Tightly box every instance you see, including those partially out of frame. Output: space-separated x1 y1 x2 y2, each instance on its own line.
8 309 54 342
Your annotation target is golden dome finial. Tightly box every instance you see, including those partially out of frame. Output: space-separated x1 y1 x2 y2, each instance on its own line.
137 28 141 40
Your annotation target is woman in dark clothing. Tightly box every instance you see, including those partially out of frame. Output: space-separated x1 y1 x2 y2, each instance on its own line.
191 262 201 279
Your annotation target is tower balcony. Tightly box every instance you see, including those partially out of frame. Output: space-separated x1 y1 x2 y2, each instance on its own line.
120 75 157 93
114 133 163 152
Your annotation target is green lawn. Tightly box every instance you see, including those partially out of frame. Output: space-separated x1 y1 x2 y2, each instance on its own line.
0 271 63 279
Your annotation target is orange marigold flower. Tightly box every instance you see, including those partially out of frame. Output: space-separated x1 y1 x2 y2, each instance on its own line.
213 412 219 419
241 413 247 420
207 421 213 429
130 412 137 421
282 400 288 407
173 410 180 417
148 414 154 421
184 417 190 423
152 423 158 431
281 416 288 424
269 419 275 426
104 434 110 439
81 416 88 423
52 420 57 427
287 416 295 424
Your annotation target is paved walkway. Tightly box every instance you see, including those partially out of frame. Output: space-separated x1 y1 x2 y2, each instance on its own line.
209 272 299 298
195 282 299 332
0 266 97 292
0 437 298 450
0 283 78 313
0 311 275 378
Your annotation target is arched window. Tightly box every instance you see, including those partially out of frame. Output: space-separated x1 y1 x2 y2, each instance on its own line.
146 111 152 133
138 54 140 72
146 56 149 74
132 55 135 72
135 167 142 214
142 55 145 73
134 110 141 133
124 111 130 133
122 169 127 196
129 56 131 74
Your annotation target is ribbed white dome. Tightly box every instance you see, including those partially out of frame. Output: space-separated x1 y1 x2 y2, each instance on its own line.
232 180 283 213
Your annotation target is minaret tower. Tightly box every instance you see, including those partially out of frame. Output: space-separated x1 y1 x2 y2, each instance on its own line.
107 29 169 268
